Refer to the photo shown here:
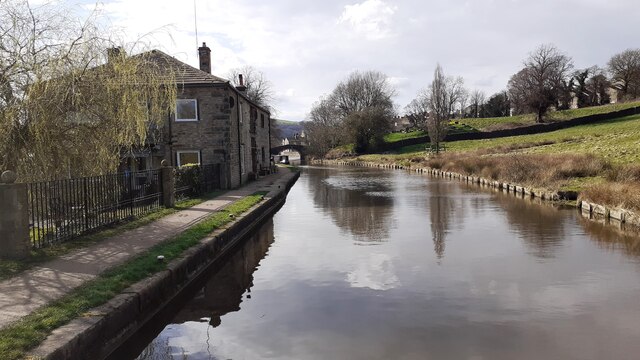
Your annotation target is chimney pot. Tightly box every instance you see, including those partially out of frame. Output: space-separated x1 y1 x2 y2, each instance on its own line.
198 42 212 74
236 74 247 92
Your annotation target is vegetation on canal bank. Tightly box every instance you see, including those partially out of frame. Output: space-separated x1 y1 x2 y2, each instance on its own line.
341 113 640 213
0 192 266 360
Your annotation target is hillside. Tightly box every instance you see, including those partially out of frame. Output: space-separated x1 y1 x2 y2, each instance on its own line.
274 119 304 140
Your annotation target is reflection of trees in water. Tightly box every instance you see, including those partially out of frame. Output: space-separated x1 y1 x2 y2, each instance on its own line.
578 216 640 257
307 168 395 242
136 221 274 360
494 194 566 258
427 181 458 260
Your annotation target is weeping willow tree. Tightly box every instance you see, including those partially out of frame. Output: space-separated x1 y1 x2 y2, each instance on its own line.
0 0 177 182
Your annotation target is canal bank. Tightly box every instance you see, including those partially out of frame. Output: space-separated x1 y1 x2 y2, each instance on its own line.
22 170 299 360
311 159 640 230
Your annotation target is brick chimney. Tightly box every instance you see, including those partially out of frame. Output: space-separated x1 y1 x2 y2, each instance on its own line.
198 42 211 73
236 74 247 92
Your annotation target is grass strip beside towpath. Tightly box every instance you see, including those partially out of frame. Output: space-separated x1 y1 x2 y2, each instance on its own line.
0 192 267 360
0 192 225 281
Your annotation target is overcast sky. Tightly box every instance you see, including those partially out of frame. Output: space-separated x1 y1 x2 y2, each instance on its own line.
81 0 638 121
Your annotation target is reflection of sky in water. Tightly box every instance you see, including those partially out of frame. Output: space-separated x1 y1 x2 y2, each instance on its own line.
347 253 400 291
135 167 640 360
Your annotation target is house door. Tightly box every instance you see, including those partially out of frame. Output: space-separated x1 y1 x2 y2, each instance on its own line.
251 148 258 174
251 137 258 175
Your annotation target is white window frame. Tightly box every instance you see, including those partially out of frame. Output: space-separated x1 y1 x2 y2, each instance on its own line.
176 150 201 167
175 99 198 122
239 102 244 124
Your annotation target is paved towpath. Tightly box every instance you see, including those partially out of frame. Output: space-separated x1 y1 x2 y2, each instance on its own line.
0 171 291 329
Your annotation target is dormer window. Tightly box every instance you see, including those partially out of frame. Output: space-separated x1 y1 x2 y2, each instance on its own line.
176 99 198 122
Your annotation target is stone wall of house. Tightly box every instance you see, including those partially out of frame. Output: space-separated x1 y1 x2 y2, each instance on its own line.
255 109 270 171
159 84 271 190
165 86 232 188
228 89 243 188
227 90 272 188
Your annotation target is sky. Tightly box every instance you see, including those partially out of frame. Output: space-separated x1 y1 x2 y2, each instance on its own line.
66 0 640 121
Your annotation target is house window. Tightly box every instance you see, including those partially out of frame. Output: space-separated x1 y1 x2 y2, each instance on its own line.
239 102 243 124
260 114 265 128
177 151 201 167
261 147 265 162
176 99 198 122
250 107 257 134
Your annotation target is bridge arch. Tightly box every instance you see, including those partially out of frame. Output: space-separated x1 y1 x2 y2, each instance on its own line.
271 144 307 164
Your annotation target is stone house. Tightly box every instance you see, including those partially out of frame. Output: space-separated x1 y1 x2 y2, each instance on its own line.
132 43 271 189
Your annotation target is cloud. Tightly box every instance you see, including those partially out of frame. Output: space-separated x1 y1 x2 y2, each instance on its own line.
48 0 640 121
338 0 398 40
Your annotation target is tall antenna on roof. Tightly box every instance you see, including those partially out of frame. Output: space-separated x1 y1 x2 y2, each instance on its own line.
193 0 199 55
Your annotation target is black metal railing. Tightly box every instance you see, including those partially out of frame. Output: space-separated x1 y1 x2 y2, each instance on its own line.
175 163 221 200
27 169 163 248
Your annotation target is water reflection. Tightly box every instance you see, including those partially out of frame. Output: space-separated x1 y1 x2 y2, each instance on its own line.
131 167 640 360
306 167 395 243
136 220 274 360
428 181 456 259
579 215 640 257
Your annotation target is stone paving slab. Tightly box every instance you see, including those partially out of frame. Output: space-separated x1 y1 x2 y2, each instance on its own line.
0 171 288 329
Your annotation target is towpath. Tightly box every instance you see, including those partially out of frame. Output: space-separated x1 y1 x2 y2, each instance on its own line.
0 170 291 329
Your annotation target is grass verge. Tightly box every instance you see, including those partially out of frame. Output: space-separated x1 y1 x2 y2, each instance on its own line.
0 191 226 282
0 192 266 360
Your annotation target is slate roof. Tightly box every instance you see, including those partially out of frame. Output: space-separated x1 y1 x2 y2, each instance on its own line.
137 49 270 114
141 49 228 85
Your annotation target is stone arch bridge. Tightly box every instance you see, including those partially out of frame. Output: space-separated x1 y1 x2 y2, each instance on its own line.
270 144 307 163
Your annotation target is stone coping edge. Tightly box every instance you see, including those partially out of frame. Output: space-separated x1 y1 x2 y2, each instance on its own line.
28 171 300 360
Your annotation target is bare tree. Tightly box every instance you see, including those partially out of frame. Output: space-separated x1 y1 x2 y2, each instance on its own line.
469 89 485 118
227 65 275 111
507 44 573 122
457 88 469 118
404 97 428 129
608 48 640 101
0 0 176 181
446 76 466 117
305 70 395 155
330 70 395 153
426 64 451 153
304 96 345 156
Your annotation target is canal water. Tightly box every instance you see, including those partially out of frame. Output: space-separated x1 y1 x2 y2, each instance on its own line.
131 166 640 360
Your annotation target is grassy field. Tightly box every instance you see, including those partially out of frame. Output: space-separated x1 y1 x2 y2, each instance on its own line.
383 130 427 143
368 114 640 165
458 101 640 131
380 102 640 146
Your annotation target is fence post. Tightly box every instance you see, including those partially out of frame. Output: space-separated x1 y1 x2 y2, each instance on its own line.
161 160 175 208
0 171 30 259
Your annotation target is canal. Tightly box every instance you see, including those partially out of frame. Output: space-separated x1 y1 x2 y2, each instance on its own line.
126 165 640 359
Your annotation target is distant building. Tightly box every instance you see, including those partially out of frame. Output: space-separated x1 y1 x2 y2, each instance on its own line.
390 115 413 132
